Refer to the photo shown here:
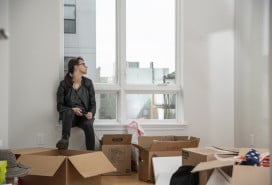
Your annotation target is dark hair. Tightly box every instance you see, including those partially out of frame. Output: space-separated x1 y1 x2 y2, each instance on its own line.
64 57 84 88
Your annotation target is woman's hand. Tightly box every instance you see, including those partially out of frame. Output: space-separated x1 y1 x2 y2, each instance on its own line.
85 112 93 120
72 107 83 116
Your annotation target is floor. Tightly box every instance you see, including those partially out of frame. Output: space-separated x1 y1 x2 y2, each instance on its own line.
101 173 154 185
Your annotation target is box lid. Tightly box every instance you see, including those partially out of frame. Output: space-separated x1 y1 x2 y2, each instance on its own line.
17 154 66 176
102 134 132 145
192 160 234 173
68 151 116 178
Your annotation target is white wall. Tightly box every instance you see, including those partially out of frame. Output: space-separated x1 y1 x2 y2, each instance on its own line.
183 0 235 146
7 0 235 149
269 0 272 179
9 0 63 148
0 0 10 149
234 0 270 148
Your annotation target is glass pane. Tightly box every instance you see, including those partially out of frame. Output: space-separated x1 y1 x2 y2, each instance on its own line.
64 5 76 19
64 19 76 33
126 0 175 84
64 56 75 74
96 93 117 119
96 0 116 84
126 94 176 120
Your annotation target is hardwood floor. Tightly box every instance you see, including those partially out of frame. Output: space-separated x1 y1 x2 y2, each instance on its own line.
101 173 155 185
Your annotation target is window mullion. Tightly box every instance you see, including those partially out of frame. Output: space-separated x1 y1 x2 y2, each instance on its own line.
176 0 183 122
116 0 126 124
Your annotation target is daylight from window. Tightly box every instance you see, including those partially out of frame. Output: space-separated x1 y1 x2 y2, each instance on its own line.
64 0 179 121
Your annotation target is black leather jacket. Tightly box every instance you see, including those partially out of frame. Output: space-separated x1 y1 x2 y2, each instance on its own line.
57 77 96 119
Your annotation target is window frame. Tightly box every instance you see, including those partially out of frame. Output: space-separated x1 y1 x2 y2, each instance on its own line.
94 0 184 126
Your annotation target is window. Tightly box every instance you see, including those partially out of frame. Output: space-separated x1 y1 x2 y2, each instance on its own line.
64 56 75 74
64 0 183 124
64 0 76 33
126 0 175 85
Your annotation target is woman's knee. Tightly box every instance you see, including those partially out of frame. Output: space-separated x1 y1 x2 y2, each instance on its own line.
62 109 74 119
81 119 94 130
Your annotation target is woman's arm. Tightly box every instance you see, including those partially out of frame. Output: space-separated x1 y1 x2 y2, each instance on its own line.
57 81 71 112
88 80 96 116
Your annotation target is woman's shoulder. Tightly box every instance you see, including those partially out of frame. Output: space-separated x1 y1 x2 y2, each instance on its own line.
59 80 66 86
82 76 93 86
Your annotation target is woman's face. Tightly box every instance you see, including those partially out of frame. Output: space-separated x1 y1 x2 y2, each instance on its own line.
76 59 87 74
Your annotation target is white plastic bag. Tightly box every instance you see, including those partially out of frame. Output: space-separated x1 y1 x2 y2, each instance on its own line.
127 121 144 171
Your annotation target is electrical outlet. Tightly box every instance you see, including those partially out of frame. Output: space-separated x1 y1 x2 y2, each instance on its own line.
37 133 44 145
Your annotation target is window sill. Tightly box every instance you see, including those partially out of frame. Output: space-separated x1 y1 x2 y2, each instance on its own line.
94 121 189 132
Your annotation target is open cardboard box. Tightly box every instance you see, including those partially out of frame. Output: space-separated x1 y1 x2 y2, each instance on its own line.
192 148 270 185
101 134 132 175
182 147 237 185
133 136 200 182
12 147 116 185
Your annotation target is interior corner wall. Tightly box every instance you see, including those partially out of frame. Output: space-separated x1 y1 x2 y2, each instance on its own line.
0 0 10 149
9 0 63 148
183 0 235 146
269 0 272 179
234 0 270 148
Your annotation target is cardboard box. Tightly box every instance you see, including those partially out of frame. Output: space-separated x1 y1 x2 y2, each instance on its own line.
102 134 132 175
12 148 116 185
182 147 236 185
192 148 270 185
133 136 200 182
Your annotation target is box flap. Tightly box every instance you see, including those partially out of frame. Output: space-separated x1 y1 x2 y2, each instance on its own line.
150 138 199 151
150 141 191 151
102 134 132 145
210 146 239 154
68 151 116 178
17 154 66 176
138 136 174 149
12 147 53 155
132 143 149 152
192 160 234 173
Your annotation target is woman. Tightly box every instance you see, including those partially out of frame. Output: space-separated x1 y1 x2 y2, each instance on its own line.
56 57 96 150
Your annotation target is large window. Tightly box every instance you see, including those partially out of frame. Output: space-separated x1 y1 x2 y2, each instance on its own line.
64 0 183 124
